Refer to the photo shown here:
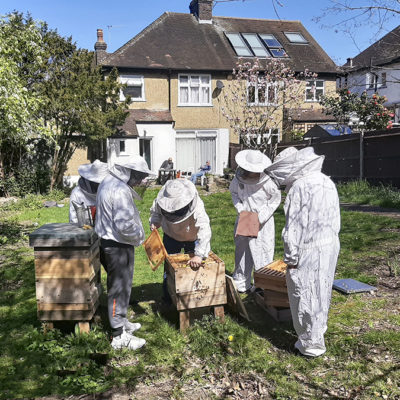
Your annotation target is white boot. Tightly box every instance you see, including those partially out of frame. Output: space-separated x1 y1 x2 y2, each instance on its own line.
124 319 141 334
111 330 146 350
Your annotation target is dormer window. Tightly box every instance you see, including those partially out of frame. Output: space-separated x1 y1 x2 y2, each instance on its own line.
225 32 287 58
284 32 308 44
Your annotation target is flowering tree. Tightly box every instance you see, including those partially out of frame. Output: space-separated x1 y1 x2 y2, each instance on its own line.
320 89 394 131
221 58 315 158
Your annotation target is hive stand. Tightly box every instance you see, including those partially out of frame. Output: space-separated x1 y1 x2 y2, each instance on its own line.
29 223 102 333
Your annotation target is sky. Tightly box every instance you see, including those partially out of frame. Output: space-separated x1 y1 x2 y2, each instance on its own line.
1 0 398 65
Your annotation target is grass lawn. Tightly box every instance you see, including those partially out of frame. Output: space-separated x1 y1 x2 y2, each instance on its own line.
0 188 399 399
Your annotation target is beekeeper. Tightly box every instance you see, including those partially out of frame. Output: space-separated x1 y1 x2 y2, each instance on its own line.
149 178 211 303
96 155 155 350
230 150 281 293
265 147 340 357
69 160 108 223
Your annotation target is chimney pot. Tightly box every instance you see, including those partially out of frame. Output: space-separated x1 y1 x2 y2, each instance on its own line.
347 57 353 67
190 0 213 23
97 29 104 42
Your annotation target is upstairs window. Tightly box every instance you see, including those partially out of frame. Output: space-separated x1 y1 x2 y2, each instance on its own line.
225 33 252 57
259 34 287 57
305 80 324 102
284 32 308 44
366 73 377 89
381 72 387 87
179 74 212 106
120 75 145 102
248 80 277 106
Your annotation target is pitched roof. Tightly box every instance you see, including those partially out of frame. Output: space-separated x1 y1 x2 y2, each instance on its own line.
113 109 173 138
101 12 337 74
287 108 336 122
344 25 400 70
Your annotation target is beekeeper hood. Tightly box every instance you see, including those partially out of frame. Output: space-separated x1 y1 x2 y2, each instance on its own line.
109 155 156 200
266 147 324 191
77 159 109 195
156 178 198 223
235 149 272 185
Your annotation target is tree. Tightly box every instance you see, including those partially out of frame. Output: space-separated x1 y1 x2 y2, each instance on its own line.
221 58 315 158
0 12 129 193
320 88 394 131
39 39 129 189
313 1 400 49
0 13 50 180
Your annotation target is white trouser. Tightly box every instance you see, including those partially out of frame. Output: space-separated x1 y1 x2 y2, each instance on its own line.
286 237 340 356
232 217 275 292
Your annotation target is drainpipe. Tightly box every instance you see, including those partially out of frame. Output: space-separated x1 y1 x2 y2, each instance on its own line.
168 69 172 111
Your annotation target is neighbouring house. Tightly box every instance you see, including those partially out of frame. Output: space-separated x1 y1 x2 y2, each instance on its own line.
65 0 338 182
339 25 400 124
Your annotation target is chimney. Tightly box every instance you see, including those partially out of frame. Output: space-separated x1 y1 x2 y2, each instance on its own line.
346 57 353 68
190 0 213 24
94 29 107 65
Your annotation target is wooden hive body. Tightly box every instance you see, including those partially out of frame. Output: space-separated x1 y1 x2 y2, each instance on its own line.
254 260 291 321
29 223 101 321
165 252 227 311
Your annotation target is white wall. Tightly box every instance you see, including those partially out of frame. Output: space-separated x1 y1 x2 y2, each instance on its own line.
341 63 400 123
107 123 176 172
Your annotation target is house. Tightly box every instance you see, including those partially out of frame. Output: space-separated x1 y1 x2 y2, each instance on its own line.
65 0 338 182
339 25 400 124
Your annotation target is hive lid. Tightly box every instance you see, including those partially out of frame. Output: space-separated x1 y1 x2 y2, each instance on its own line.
143 229 168 271
333 278 377 294
29 223 98 247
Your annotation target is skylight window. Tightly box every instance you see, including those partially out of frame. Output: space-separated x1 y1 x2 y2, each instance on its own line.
242 33 270 57
225 33 252 57
284 32 308 44
259 34 287 57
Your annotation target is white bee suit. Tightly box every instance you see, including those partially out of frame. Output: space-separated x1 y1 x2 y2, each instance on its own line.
230 173 281 292
95 164 145 246
266 147 340 357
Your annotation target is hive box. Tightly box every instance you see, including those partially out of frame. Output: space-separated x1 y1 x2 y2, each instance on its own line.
165 252 227 311
29 223 101 323
254 260 291 322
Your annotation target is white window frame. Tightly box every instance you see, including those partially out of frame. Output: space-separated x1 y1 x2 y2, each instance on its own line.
247 79 278 106
119 75 145 102
284 32 308 44
178 74 212 106
119 139 126 155
366 73 377 90
305 79 325 102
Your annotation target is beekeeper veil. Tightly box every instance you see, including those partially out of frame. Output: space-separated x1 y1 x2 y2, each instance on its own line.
265 147 324 191
156 179 197 223
77 159 109 196
109 155 156 200
235 149 271 185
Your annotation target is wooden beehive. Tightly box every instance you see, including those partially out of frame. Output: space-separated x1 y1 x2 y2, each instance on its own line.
165 252 227 311
254 260 291 321
29 223 101 322
254 260 288 293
